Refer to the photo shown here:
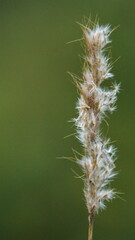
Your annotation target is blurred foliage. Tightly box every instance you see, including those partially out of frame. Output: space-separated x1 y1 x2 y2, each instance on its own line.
0 0 134 239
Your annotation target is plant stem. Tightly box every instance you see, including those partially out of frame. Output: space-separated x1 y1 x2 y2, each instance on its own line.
88 211 94 240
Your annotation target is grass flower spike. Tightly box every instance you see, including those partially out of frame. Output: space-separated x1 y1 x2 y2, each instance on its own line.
72 20 120 240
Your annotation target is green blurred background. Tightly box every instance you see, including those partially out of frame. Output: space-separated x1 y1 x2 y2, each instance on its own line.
0 0 134 239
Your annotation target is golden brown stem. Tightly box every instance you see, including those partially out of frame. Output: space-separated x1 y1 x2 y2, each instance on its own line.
88 211 94 240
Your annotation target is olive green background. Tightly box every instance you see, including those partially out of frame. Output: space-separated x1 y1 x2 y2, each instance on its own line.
0 0 134 239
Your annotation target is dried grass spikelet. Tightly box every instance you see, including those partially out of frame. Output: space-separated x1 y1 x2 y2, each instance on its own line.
72 19 120 240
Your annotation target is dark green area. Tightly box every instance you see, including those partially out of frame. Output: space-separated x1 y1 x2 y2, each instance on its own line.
0 0 134 239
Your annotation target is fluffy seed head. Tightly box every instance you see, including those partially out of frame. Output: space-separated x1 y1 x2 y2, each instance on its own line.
73 21 120 215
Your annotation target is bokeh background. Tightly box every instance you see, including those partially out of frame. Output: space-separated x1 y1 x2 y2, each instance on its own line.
0 0 134 239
